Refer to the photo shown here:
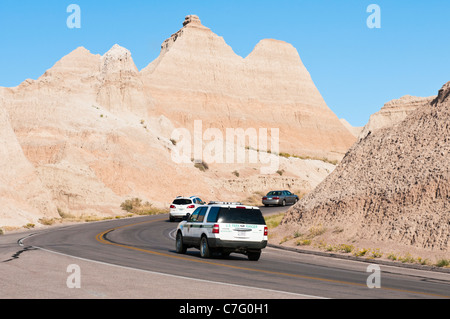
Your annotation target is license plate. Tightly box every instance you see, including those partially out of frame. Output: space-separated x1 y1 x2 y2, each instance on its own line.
237 230 251 237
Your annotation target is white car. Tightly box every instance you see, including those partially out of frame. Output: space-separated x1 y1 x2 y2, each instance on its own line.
175 202 268 261
169 196 204 222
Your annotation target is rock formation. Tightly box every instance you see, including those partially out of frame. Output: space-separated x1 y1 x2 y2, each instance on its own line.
0 15 354 228
281 82 450 253
141 15 356 161
0 99 58 226
359 95 435 139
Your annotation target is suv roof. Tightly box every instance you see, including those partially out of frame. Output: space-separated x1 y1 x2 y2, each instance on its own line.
208 201 242 205
176 196 199 199
207 202 260 208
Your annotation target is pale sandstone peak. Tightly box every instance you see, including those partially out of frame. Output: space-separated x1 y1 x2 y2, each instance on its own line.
101 44 138 73
359 94 436 139
47 46 101 75
97 44 151 115
183 15 203 27
142 14 238 75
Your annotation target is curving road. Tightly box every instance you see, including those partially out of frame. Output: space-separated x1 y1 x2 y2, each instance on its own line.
15 207 450 300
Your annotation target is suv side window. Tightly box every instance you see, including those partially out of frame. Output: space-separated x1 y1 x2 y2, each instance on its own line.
206 207 220 223
197 207 208 223
189 208 201 222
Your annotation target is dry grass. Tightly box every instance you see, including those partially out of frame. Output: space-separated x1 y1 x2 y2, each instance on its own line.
120 198 169 216
265 213 285 230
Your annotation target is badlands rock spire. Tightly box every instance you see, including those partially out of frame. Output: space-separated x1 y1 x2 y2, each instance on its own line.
142 15 356 161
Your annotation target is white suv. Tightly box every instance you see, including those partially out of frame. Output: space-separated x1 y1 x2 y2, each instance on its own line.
175 202 268 261
169 196 204 222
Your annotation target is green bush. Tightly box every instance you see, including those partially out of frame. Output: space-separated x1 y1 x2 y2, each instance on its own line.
435 259 450 268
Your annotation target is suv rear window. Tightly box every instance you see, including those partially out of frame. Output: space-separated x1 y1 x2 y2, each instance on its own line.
215 208 266 225
173 199 192 205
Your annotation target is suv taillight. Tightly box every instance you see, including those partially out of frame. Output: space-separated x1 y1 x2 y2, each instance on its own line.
170 205 175 209
212 224 220 234
187 205 195 209
264 226 268 236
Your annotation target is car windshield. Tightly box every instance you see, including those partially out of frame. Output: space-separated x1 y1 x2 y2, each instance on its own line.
172 199 192 205
267 191 282 196
216 208 266 225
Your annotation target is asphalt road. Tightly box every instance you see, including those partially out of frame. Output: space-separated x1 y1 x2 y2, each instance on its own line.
13 206 449 300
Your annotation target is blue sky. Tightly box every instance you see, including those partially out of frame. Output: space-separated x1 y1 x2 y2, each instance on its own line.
0 1 449 127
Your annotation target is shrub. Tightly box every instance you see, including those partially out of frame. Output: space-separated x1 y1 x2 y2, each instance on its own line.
194 161 209 172
308 225 326 238
417 257 430 266
435 259 450 268
279 152 291 158
121 198 142 213
387 253 397 261
338 244 354 254
354 248 369 257
296 239 311 246
57 207 75 219
293 231 303 238
279 236 293 244
39 218 55 226
398 253 416 264
120 198 168 215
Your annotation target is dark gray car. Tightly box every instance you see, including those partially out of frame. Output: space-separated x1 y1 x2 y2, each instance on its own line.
262 190 299 207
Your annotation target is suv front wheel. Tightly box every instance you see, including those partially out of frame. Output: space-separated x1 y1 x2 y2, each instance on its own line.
176 232 187 254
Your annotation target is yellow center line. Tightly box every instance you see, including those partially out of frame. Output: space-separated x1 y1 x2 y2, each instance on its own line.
95 218 449 299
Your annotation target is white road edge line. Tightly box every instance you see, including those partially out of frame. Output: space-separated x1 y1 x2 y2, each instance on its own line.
168 229 177 240
28 244 328 299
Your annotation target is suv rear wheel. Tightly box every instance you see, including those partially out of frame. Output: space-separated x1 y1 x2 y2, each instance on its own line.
248 250 261 261
200 236 211 258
